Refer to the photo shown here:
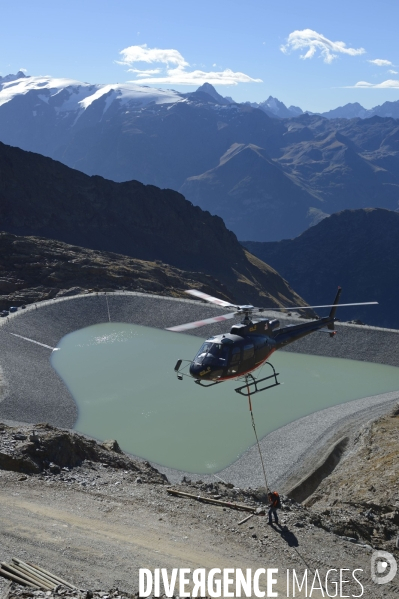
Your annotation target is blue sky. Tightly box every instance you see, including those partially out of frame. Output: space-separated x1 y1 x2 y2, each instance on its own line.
1 0 398 112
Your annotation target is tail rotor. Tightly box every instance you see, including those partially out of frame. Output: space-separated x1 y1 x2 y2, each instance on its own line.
328 286 342 336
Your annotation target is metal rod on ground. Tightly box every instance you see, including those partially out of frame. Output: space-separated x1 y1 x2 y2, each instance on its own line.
10 567 53 590
167 489 255 513
0 567 41 589
10 562 55 589
1 562 40 586
14 563 57 588
0 567 37 589
0 563 41 589
12 564 55 590
12 559 65 588
238 514 254 526
247 381 270 495
25 560 77 589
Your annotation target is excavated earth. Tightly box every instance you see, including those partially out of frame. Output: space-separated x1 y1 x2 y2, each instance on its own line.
303 406 399 550
0 421 398 598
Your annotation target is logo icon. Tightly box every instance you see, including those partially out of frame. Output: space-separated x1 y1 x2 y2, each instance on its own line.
371 550 397 585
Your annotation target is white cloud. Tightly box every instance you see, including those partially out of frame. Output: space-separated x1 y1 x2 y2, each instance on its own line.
19 67 28 73
368 59 393 67
118 45 188 68
117 44 262 86
127 68 161 75
280 29 365 64
349 79 399 88
388 69 398 74
129 68 261 86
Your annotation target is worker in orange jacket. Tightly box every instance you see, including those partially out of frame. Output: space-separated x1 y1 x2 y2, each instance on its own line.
268 491 280 525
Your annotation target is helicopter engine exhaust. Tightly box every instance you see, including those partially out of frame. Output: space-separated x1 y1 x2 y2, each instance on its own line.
267 319 280 331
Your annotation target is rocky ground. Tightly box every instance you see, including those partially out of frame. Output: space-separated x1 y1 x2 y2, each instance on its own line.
3 584 136 599
0 422 398 598
0 229 308 313
0 231 232 311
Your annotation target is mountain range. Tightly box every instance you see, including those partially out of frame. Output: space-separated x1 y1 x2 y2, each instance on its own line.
243 208 399 329
0 141 306 310
199 80 399 121
1 73 398 242
254 98 399 121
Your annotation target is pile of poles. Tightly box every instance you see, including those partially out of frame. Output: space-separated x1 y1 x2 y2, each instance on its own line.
0 558 76 590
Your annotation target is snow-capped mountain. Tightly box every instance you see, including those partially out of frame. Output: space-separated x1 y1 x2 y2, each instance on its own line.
0 73 185 113
247 96 304 119
2 73 399 122
0 70 28 85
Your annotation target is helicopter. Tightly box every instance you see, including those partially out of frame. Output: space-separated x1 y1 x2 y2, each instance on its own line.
167 288 378 396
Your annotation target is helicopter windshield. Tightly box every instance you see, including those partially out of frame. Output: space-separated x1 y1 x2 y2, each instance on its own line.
193 342 230 366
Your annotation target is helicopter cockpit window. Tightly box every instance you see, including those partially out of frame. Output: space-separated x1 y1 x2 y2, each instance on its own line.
193 342 229 366
193 342 213 364
243 343 254 361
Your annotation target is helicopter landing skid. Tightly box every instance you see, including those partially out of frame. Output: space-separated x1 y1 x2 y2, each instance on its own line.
194 379 222 388
235 364 280 397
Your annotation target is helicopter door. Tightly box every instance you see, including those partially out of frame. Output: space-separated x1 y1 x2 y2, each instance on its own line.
228 346 241 374
243 343 255 361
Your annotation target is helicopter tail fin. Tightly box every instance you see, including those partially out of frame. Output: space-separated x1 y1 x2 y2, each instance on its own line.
328 287 342 331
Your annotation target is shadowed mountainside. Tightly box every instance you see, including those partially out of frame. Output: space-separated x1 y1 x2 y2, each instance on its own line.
180 143 320 240
0 142 306 309
243 208 399 328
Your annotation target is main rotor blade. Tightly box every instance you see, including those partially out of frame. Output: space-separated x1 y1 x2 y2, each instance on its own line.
166 312 236 332
259 301 378 311
185 289 236 308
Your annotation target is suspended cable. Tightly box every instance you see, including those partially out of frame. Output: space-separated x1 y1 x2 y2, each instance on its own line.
105 294 111 322
247 379 270 494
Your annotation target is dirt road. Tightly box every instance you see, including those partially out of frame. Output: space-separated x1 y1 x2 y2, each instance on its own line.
0 469 381 598
0 473 292 597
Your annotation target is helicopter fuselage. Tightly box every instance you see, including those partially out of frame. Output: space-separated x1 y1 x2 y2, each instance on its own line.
171 287 377 391
188 314 335 382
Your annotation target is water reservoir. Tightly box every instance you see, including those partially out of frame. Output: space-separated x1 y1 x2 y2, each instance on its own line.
51 322 399 473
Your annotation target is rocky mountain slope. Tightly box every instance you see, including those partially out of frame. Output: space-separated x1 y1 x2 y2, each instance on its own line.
246 96 304 118
0 231 233 310
1 75 399 241
180 142 321 240
243 208 399 328
304 405 399 553
0 143 307 309
319 99 399 120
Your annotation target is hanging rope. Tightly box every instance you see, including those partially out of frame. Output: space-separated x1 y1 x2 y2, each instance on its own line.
105 294 111 322
246 380 325 591
247 380 270 494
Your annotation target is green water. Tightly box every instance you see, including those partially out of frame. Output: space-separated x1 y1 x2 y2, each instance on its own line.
51 322 399 473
